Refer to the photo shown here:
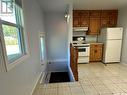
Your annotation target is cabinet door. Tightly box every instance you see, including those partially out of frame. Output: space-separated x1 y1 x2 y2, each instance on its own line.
101 18 109 27
90 46 95 62
88 18 101 35
90 10 101 18
73 17 80 27
101 10 109 18
94 48 103 61
73 10 81 17
108 10 118 27
94 44 103 61
109 16 117 27
80 17 89 27
80 10 89 17
90 44 103 62
108 10 118 18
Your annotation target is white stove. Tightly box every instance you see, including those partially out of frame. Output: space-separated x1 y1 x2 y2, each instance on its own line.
73 43 90 47
73 42 90 63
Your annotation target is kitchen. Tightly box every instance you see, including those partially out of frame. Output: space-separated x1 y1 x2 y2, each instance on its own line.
1 0 127 95
72 10 123 64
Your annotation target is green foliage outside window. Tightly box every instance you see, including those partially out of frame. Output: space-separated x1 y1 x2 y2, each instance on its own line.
2 24 19 45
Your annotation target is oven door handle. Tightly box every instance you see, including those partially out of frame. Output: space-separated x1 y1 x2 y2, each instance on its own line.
78 48 86 49
78 47 89 49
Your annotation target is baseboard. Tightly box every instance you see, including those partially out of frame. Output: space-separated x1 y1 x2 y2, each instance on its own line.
39 71 47 84
48 59 68 63
31 71 46 95
68 66 75 82
121 62 127 66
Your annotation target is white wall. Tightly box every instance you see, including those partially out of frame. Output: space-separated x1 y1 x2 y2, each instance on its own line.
44 12 68 72
45 12 68 72
118 7 127 64
45 12 68 62
66 4 74 81
0 0 46 95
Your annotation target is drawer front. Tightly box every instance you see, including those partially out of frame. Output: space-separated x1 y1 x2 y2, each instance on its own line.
94 44 103 48
90 44 103 48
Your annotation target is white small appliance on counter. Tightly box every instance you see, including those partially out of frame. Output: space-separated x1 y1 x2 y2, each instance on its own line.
98 27 123 63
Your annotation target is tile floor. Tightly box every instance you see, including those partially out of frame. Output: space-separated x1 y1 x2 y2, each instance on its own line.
33 62 127 95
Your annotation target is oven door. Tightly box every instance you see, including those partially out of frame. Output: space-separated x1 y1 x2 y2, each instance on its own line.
78 46 90 56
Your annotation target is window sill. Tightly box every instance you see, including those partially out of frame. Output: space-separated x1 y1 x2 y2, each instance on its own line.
5 53 30 71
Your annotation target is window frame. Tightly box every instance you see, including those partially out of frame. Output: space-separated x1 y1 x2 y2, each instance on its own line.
1 0 13 14
2 20 25 61
0 19 29 71
0 1 30 71
39 32 46 65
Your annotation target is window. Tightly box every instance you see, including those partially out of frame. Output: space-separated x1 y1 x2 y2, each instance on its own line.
1 0 13 14
0 0 16 23
40 35 45 62
2 22 25 63
0 0 28 71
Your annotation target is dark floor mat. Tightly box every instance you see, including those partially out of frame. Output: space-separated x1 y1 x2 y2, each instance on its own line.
49 72 70 83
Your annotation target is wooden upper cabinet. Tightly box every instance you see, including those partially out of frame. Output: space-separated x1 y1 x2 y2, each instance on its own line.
108 10 118 18
108 10 118 27
109 17 117 27
73 10 90 27
100 10 118 27
80 11 89 27
90 10 101 18
73 10 81 27
73 10 118 32
73 10 81 17
101 10 109 18
80 17 89 27
73 17 80 27
88 18 101 35
80 10 89 17
101 18 109 27
101 10 118 18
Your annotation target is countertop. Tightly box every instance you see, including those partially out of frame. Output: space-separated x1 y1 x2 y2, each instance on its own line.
88 42 104 45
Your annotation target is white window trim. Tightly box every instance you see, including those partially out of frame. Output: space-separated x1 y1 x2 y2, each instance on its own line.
0 19 30 72
39 32 46 65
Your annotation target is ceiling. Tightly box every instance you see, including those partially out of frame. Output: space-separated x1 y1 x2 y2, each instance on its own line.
38 0 72 12
38 0 127 12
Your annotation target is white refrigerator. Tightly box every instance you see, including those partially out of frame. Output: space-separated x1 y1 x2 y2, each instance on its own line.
98 27 123 63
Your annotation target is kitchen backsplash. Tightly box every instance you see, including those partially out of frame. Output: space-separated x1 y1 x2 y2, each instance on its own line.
85 35 97 43
73 31 98 43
